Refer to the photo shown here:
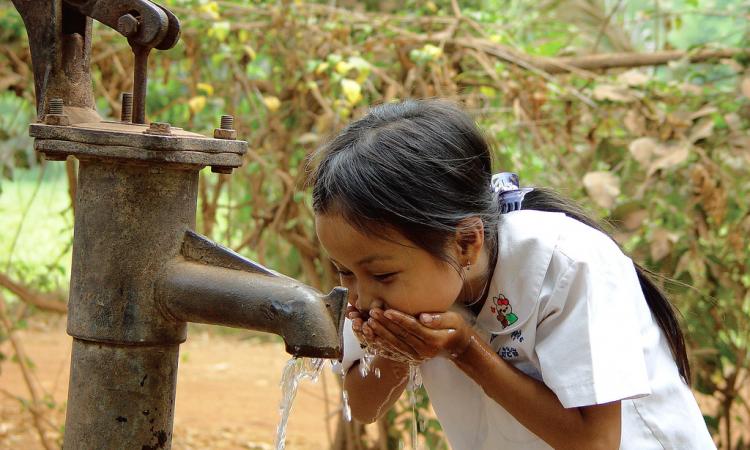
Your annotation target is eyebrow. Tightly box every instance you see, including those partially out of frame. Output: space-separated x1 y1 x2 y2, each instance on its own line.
330 255 394 267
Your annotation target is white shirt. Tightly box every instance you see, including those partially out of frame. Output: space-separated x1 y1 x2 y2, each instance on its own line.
342 210 715 449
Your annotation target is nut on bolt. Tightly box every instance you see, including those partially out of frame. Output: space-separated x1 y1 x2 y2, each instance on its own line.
214 114 237 140
143 122 172 136
45 98 70 126
117 14 139 37
43 153 68 161
211 166 234 174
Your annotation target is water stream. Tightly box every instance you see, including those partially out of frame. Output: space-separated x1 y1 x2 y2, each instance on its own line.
406 364 423 450
279 351 423 449
275 357 324 450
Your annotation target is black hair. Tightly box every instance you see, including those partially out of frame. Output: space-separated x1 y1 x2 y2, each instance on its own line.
310 99 690 384
311 99 500 269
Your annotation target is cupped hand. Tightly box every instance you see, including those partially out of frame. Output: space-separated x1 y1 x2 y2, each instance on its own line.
347 305 402 361
357 307 477 364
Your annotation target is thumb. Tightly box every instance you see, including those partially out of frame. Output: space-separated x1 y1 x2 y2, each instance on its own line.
419 312 461 329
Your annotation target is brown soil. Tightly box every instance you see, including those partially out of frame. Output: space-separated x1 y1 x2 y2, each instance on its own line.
0 316 341 450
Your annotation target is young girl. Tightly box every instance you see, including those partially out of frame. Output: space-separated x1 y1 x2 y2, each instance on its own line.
311 99 714 449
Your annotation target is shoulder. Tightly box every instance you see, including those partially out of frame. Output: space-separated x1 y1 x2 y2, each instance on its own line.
498 209 628 268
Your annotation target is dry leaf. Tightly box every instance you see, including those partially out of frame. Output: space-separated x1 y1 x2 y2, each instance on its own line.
724 113 741 131
618 69 650 87
624 109 646 135
628 137 659 166
650 228 678 262
688 105 717 121
688 118 714 144
647 142 690 176
741 77 750 99
297 133 319 144
583 171 620 209
622 209 649 231
593 84 637 103
263 95 281 112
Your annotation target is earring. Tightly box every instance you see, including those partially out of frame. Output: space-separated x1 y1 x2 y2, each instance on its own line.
464 261 471 271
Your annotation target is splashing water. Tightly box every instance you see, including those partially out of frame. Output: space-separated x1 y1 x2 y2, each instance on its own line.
406 364 423 450
275 357 324 450
341 388 352 422
330 360 353 422
358 347 378 378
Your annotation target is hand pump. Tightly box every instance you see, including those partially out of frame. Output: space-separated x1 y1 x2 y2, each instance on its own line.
10 2 346 448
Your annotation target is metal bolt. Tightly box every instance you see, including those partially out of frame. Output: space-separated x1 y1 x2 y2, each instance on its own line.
214 114 237 140
45 98 70 126
49 98 64 115
117 14 139 37
121 92 133 122
220 115 234 130
143 122 172 136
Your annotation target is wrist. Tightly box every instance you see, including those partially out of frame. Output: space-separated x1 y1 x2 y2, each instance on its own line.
448 329 479 361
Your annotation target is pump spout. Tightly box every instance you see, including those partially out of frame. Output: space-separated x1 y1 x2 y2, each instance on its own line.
158 231 346 360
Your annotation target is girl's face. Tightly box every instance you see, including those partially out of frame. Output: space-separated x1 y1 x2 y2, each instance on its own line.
315 213 464 316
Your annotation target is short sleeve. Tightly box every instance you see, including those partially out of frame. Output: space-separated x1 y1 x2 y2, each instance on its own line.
534 251 651 409
338 318 365 374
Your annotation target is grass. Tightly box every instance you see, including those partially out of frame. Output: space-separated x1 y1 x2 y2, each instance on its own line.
0 162 73 294
0 163 281 345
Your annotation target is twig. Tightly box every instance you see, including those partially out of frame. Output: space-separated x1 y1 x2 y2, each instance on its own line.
0 293 55 450
4 164 46 273
0 272 67 314
592 0 625 53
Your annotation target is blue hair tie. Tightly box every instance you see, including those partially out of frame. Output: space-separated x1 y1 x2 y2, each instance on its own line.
491 172 533 214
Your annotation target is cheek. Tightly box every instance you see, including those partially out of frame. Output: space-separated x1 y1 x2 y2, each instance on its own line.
383 270 463 316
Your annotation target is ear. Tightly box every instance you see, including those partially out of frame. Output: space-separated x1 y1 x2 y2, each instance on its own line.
454 216 485 266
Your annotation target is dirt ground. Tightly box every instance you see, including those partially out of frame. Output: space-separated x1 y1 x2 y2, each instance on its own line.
0 316 344 450
2 316 745 450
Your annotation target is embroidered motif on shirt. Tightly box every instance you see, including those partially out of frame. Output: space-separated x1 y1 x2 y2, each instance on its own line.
489 294 518 329
498 346 519 359
510 330 524 342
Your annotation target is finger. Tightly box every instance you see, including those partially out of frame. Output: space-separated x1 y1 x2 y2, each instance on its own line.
351 317 365 333
365 318 421 358
371 340 421 365
417 311 465 329
382 309 444 341
370 311 433 353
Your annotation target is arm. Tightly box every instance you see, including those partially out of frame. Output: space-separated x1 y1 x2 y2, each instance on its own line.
342 306 410 423
344 356 409 423
454 333 621 450
368 309 621 450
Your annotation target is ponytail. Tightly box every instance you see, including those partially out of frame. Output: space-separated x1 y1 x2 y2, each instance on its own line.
521 187 691 384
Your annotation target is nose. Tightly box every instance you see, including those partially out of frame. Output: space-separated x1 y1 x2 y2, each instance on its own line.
349 280 381 312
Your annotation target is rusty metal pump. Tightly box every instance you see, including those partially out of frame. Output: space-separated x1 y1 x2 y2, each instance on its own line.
10 1 346 448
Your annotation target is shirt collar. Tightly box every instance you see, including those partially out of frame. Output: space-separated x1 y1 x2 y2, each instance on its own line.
475 211 558 335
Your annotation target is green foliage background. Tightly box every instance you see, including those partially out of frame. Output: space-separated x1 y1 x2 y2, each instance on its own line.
1 0 749 448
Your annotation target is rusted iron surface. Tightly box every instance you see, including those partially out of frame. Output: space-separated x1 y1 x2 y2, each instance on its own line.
64 339 178 450
132 45 152 123
67 160 192 345
13 1 346 448
163 231 345 359
181 230 277 276
36 141 243 168
214 114 238 140
11 0 97 121
63 0 176 48
160 261 345 359
30 122 247 153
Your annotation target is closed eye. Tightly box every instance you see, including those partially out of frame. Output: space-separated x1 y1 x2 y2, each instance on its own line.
373 272 398 282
